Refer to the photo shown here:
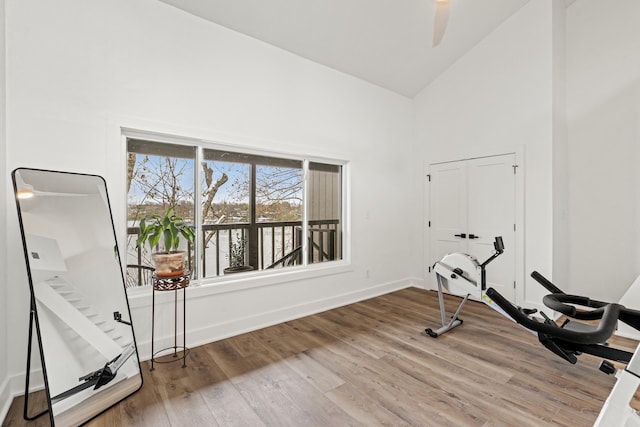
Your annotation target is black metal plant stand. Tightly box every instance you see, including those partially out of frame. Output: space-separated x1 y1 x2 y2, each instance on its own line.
150 271 190 371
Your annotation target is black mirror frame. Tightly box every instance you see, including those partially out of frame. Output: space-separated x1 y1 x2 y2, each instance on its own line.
12 167 143 426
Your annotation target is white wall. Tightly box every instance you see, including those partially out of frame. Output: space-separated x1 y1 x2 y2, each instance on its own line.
3 0 420 394
0 0 9 420
416 0 640 306
566 0 640 301
415 1 558 307
551 0 569 294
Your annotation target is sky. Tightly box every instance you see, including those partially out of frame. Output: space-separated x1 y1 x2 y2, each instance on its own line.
128 154 302 206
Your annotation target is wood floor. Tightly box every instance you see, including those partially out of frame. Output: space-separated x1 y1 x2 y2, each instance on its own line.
4 287 637 427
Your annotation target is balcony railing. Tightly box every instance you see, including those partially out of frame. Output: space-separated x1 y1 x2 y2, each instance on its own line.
126 219 340 286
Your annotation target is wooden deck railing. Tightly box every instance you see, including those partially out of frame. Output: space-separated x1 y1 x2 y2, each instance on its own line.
126 219 340 285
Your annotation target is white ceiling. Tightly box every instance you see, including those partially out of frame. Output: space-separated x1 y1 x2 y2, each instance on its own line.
159 0 575 98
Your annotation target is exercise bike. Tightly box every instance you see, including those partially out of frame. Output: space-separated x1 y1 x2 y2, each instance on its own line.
425 236 513 337
485 275 640 426
485 272 640 365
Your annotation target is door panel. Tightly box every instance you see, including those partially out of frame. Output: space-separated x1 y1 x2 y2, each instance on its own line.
429 154 516 302
430 161 467 272
467 155 515 301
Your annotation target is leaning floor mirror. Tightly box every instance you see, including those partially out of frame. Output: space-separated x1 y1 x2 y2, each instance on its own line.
12 168 143 426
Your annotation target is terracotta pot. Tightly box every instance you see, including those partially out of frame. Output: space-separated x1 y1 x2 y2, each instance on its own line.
151 251 187 277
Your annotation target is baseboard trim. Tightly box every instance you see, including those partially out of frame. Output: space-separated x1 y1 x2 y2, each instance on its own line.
615 327 640 341
137 277 419 360
0 376 11 425
1 365 46 425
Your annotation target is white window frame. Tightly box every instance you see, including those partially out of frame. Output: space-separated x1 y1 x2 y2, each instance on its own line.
121 127 351 296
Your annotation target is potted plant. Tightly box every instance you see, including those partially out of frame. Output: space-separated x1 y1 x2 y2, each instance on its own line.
223 232 253 274
136 207 195 277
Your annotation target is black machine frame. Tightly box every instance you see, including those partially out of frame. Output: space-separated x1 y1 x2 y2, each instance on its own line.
486 271 640 366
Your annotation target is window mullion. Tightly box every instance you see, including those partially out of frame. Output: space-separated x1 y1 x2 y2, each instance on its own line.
302 160 309 266
249 163 258 269
194 146 203 279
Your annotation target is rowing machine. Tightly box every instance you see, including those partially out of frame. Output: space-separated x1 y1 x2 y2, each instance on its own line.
425 236 510 337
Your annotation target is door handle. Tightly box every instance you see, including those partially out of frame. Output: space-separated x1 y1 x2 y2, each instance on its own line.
454 233 467 238
469 234 480 239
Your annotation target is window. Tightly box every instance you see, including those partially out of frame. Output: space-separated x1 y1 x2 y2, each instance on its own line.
308 162 342 264
125 137 344 286
126 140 196 283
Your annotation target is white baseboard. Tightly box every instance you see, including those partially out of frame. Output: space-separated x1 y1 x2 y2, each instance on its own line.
615 327 640 342
137 277 419 360
0 376 11 425
1 369 46 425
410 280 429 290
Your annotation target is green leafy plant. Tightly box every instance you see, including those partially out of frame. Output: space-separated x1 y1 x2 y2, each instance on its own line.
136 207 195 253
228 232 247 267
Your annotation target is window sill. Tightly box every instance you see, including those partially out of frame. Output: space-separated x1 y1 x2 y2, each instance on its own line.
126 261 353 308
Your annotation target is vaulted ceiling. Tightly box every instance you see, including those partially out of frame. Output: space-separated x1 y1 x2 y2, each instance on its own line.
160 0 577 98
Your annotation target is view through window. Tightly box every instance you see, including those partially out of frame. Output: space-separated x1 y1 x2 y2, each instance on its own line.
126 138 343 286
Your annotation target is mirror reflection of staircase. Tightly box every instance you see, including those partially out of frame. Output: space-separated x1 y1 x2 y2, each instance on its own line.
36 278 131 358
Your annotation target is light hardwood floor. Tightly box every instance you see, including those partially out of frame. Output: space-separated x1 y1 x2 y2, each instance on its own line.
3 287 637 426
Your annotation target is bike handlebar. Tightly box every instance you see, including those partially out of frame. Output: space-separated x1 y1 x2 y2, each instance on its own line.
531 271 564 294
542 293 607 320
531 271 609 321
485 287 621 345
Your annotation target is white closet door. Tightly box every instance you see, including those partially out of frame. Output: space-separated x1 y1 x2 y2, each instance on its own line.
429 160 468 271
429 154 517 302
466 155 516 302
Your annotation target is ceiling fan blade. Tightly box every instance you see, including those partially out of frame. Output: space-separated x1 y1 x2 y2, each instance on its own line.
433 0 450 47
